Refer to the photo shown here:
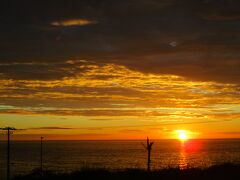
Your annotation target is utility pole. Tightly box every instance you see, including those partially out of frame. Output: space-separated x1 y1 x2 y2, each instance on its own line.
40 136 44 175
7 128 10 180
1 127 16 180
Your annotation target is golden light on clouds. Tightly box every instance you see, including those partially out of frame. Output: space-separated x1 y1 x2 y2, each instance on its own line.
51 19 97 27
0 61 240 140
1 0 240 141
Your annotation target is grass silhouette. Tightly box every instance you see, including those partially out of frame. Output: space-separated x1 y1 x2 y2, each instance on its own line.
13 163 240 180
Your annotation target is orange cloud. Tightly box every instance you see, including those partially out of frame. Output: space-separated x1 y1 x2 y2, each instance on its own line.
51 19 97 27
0 62 240 139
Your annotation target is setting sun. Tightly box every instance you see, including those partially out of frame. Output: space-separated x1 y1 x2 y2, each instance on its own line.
176 130 188 141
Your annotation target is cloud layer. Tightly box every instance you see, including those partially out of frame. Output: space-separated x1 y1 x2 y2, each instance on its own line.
1 0 240 83
0 0 240 139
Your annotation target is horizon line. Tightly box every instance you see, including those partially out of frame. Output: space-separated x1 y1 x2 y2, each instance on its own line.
1 138 240 142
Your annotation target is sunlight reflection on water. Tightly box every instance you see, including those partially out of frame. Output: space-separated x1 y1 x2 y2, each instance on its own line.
179 142 188 169
0 139 239 177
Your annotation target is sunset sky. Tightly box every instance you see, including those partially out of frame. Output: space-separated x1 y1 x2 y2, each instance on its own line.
0 0 240 140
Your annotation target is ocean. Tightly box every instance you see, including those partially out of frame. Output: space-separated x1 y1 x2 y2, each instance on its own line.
0 139 240 178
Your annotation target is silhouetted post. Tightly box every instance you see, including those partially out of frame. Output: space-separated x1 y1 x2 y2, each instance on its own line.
7 128 10 180
40 136 44 175
142 137 154 171
1 127 16 180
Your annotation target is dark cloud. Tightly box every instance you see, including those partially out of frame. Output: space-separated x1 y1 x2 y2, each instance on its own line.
0 0 240 83
0 108 168 117
2 133 111 140
29 126 75 130
0 60 100 80
28 126 103 130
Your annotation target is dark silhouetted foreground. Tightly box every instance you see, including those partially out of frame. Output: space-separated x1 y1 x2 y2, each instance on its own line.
13 163 240 180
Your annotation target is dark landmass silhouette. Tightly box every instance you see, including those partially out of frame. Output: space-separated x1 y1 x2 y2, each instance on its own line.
13 163 240 180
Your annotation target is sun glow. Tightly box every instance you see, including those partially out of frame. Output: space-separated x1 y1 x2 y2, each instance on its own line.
176 130 188 141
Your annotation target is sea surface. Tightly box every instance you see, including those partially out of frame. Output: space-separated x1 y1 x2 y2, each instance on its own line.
0 139 240 178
